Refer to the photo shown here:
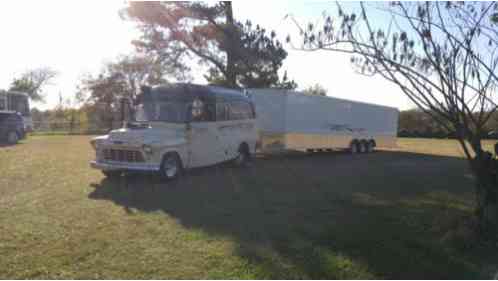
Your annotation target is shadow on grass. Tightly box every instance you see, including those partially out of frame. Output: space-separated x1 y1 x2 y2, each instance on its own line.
88 151 497 279
0 141 24 148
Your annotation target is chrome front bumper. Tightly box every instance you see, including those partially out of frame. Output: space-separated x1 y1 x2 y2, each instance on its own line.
90 160 160 172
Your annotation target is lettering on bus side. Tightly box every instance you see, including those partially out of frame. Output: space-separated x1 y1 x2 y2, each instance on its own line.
218 123 254 131
326 123 366 133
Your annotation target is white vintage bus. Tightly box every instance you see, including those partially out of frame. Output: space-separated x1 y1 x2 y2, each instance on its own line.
90 84 259 179
0 90 33 131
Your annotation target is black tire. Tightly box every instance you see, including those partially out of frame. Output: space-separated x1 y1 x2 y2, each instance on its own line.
367 140 375 153
6 131 19 144
359 140 368 153
102 170 121 178
160 152 182 181
350 140 359 154
233 143 250 167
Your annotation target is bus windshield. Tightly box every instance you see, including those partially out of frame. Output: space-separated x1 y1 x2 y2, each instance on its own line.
135 101 191 123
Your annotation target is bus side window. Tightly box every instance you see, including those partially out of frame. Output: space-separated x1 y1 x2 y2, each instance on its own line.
228 101 253 120
0 98 5 110
216 102 227 121
204 103 216 122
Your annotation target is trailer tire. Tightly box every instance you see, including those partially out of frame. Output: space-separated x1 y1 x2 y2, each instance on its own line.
367 140 375 153
359 140 368 153
350 140 359 154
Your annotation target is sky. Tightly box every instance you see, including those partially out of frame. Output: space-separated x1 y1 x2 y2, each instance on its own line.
0 0 414 111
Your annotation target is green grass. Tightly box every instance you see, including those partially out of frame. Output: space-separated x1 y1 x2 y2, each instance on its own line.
1 136 498 279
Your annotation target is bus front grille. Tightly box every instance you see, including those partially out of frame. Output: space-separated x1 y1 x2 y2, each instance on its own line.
103 149 145 163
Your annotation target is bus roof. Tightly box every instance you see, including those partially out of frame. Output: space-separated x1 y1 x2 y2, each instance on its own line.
0 90 29 98
146 83 251 103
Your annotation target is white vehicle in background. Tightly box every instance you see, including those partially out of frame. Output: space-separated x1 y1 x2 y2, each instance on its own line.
0 90 33 132
247 89 399 154
90 83 258 180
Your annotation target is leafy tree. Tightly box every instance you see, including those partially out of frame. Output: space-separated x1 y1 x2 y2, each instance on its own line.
9 67 58 102
105 54 177 100
123 1 296 89
77 54 176 130
302 83 328 96
52 92 81 133
290 2 498 232
77 71 128 131
398 109 452 138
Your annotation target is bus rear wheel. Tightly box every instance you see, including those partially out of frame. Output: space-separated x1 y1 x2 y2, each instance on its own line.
234 143 250 167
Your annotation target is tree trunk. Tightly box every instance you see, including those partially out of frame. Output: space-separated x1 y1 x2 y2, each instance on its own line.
106 103 114 132
470 137 498 235
223 1 237 88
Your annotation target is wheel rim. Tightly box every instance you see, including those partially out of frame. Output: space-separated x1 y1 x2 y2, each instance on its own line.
368 143 373 152
351 144 358 153
7 132 18 143
163 157 178 178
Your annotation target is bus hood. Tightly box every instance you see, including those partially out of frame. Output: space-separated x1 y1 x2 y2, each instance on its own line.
106 125 187 147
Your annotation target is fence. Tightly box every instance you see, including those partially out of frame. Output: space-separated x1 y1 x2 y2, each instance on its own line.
31 121 123 135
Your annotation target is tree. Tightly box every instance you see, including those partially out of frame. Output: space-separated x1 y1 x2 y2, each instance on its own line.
302 83 328 96
77 54 176 131
9 67 58 102
398 109 452 138
77 71 128 131
123 1 297 89
290 2 498 233
53 92 81 134
105 54 177 100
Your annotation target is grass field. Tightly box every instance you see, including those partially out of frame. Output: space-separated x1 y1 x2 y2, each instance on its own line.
1 136 498 279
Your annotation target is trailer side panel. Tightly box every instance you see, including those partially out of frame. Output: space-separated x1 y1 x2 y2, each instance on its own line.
248 89 398 152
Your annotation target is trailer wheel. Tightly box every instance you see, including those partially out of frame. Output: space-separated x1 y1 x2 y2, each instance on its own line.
350 140 359 154
367 140 375 153
359 140 368 153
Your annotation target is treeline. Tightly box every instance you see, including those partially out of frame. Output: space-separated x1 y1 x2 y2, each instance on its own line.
398 109 498 139
31 98 125 135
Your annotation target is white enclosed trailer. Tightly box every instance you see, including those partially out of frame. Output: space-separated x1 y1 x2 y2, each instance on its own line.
247 89 399 153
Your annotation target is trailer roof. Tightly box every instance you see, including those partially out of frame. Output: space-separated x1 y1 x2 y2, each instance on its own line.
247 88 399 111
